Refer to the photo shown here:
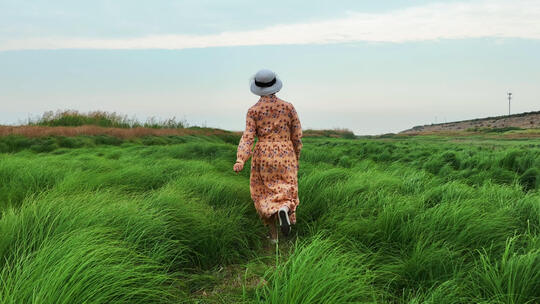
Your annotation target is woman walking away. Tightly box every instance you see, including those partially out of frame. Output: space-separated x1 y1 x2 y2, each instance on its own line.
233 69 303 244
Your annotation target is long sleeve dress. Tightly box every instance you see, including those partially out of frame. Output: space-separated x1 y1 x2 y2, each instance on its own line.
236 94 303 226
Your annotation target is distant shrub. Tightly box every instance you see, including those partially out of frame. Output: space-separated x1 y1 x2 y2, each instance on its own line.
143 117 186 129
28 110 187 129
30 110 132 128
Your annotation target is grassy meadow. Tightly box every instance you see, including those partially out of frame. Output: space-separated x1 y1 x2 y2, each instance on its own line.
0 130 539 303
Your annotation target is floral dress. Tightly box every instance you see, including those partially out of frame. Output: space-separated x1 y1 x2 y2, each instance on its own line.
236 94 303 226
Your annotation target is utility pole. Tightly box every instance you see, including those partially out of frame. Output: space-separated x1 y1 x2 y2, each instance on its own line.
507 91 512 116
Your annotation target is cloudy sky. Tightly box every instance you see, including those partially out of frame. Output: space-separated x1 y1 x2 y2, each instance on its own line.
1 0 539 134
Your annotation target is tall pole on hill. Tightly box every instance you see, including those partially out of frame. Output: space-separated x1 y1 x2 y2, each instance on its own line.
507 91 512 116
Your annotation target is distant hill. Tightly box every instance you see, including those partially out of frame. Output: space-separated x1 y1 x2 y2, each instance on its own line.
400 111 540 134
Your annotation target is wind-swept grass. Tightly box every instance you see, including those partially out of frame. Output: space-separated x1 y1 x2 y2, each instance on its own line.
256 236 378 304
0 228 179 304
469 237 540 304
0 134 538 303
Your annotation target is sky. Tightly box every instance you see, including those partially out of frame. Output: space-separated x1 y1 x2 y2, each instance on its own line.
1 0 539 134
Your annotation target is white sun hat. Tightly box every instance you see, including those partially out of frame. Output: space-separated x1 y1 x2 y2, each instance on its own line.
250 69 283 96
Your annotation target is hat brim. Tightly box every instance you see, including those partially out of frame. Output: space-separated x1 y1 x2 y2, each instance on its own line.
250 78 282 96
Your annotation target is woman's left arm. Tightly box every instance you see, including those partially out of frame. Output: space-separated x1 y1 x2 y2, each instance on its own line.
290 105 303 162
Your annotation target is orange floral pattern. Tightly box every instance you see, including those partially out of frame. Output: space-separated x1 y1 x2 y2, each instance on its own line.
236 94 302 226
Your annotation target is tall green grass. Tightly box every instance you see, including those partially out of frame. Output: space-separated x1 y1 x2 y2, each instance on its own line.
0 134 538 303
0 228 178 304
256 236 377 303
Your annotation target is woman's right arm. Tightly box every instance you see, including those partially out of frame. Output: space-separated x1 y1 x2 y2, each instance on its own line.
236 109 256 167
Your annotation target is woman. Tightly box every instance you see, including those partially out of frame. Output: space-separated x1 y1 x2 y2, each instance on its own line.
233 69 302 243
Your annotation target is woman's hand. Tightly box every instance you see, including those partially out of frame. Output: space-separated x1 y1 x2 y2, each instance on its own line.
233 161 244 173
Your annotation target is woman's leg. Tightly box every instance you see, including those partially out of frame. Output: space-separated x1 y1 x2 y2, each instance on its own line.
264 214 278 240
269 219 278 240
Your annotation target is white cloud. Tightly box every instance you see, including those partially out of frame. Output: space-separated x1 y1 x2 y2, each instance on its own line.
1 0 539 51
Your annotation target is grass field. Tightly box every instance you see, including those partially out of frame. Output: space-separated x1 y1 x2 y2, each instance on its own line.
0 132 538 303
